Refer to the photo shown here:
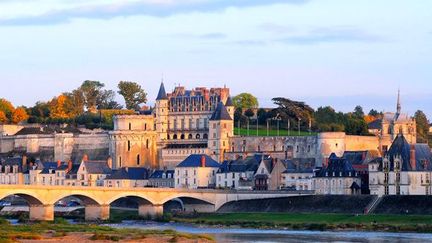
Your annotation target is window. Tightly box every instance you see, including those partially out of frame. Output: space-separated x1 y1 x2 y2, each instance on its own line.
188 134 193 139
146 139 149 149
196 134 201 139
129 123 131 130
137 154 140 165
203 133 208 139
128 140 131 151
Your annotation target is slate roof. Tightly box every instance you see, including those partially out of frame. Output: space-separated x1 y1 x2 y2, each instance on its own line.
225 96 234 106
283 158 316 173
176 154 220 168
368 119 382 130
385 134 432 171
0 157 27 173
83 161 112 174
315 153 358 177
149 170 175 179
106 167 149 180
209 102 232 121
218 157 260 173
15 126 81 136
156 82 168 100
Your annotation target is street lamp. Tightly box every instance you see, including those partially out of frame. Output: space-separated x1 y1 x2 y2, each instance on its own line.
298 117 302 136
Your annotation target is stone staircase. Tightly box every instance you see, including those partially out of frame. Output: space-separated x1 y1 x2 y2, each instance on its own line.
364 195 383 215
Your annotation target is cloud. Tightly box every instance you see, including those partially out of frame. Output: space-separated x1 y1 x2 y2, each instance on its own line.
0 0 309 26
231 40 267 46
276 26 384 44
170 32 227 40
258 23 296 34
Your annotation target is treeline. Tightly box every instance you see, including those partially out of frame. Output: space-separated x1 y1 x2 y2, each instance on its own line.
233 93 430 138
0 80 147 130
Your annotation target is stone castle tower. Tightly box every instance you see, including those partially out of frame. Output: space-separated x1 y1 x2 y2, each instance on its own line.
208 102 234 162
155 82 169 142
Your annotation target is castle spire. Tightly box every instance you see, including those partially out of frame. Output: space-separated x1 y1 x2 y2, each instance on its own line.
396 88 401 115
156 82 168 100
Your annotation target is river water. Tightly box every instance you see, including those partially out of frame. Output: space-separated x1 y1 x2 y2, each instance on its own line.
105 221 432 242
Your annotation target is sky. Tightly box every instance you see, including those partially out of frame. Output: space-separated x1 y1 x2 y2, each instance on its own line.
0 0 431 118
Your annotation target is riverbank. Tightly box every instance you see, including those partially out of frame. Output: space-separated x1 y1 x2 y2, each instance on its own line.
172 212 432 233
0 218 214 242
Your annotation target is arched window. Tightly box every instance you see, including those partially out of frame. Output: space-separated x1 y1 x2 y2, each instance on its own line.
196 134 201 139
127 141 131 151
128 123 131 130
173 134 178 139
180 134 185 139
203 133 208 139
188 134 193 139
167 134 170 140
146 139 149 149
137 154 140 165
144 123 147 130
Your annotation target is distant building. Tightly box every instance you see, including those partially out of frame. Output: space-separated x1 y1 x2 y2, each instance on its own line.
76 159 112 186
104 167 150 188
29 160 73 186
331 150 380 194
148 169 175 188
313 155 361 195
368 90 416 152
281 158 315 191
216 154 261 189
369 134 432 195
0 157 29 185
174 154 220 189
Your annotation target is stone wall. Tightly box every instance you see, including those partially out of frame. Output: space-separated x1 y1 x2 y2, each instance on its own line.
0 133 110 162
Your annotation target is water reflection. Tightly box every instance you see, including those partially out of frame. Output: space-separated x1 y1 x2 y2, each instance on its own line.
106 221 432 243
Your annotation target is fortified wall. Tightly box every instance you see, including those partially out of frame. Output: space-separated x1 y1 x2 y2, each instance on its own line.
0 128 109 162
226 132 380 166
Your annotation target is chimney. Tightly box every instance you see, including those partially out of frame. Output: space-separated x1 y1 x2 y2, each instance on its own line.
82 154 89 162
410 145 416 170
57 160 61 168
201 155 206 167
107 156 112 169
22 155 27 169
67 160 72 172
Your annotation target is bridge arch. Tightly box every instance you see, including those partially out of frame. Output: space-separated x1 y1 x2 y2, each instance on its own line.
49 190 105 206
106 193 156 206
0 191 44 206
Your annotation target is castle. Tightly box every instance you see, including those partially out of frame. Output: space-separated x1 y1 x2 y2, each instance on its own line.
109 83 234 169
0 84 413 171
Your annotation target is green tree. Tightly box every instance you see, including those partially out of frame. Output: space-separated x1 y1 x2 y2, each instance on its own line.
257 108 271 125
79 80 105 113
232 93 259 109
244 109 255 118
368 109 379 117
64 89 85 117
353 105 365 118
344 113 369 135
414 110 429 143
97 90 122 110
117 81 147 110
314 106 345 132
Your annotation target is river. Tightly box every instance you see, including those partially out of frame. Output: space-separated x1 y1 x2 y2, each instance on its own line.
104 221 432 242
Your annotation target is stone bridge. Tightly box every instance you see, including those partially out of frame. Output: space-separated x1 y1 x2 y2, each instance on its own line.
0 185 311 221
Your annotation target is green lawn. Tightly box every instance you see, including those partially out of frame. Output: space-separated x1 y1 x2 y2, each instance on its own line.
181 212 432 225
173 213 432 232
234 127 315 137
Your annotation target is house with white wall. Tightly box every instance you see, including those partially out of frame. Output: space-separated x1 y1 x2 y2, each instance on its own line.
174 154 220 189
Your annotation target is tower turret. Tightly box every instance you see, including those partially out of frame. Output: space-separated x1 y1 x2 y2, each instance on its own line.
156 82 169 142
208 102 233 162
225 96 235 121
